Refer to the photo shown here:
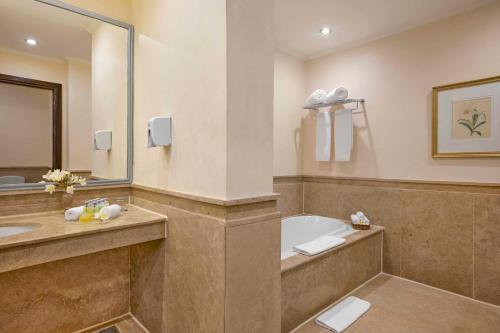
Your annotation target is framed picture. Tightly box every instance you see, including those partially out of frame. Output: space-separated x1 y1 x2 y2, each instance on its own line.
432 75 500 158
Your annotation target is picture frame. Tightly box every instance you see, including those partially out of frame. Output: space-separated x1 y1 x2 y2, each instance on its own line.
432 75 500 158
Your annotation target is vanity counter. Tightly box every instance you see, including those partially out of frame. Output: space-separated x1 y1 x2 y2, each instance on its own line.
0 205 166 273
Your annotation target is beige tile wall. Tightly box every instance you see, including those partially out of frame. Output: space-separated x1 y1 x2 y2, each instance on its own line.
275 176 500 306
274 176 303 217
130 240 166 333
131 186 282 333
0 248 130 333
0 186 131 217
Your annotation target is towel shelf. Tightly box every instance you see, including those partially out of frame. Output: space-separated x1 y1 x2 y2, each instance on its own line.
303 98 365 111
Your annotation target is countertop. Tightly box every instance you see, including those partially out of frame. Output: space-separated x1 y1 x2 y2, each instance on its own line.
0 205 166 250
0 205 167 273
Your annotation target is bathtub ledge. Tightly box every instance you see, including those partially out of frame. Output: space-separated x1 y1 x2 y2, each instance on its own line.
281 224 384 274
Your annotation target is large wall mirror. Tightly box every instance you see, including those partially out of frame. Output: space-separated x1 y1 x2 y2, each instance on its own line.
0 0 133 190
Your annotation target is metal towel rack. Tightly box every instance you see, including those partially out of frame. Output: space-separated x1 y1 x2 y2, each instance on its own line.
303 98 365 113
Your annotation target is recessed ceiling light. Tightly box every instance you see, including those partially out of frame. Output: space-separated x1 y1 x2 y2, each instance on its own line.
25 38 38 46
319 27 333 36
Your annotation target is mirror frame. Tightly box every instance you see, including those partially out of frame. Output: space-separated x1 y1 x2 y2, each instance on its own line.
0 0 134 191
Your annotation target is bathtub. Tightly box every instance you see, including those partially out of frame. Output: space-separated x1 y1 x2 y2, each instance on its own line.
281 215 356 260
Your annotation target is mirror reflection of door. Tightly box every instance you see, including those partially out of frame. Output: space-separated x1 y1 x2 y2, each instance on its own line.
0 74 62 184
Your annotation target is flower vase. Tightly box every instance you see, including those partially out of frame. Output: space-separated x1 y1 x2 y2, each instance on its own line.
61 193 74 211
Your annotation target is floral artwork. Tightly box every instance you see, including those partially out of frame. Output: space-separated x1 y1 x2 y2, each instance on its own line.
433 76 500 158
452 97 491 139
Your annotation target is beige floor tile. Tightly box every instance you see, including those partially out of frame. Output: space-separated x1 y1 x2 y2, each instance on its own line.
293 274 500 333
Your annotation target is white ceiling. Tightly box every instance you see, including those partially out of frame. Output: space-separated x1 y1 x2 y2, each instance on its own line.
0 0 95 61
274 0 496 59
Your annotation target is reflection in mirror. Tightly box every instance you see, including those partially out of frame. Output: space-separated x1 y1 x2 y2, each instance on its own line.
0 0 131 188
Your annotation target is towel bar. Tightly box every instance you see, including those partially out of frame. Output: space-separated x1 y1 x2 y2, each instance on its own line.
303 98 365 112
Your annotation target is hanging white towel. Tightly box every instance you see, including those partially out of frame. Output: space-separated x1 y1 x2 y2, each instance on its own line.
315 296 371 332
316 111 332 161
293 235 346 256
334 108 353 162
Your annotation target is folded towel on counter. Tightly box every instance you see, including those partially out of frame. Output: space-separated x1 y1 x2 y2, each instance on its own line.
99 204 122 220
316 111 332 161
65 206 84 221
325 87 349 104
334 108 353 162
306 89 328 107
293 235 346 256
315 296 371 332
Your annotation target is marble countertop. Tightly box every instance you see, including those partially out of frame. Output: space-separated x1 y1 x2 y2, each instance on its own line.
0 205 166 250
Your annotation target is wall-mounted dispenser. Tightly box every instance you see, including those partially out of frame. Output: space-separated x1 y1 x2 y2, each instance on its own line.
94 130 112 151
148 116 172 148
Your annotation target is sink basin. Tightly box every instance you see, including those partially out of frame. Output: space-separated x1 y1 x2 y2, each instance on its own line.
0 224 40 238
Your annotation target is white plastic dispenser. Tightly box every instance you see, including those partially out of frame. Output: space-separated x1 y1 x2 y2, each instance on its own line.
148 116 172 148
94 130 112 151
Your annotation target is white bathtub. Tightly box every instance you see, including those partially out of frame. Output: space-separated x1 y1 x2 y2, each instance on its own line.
281 215 356 260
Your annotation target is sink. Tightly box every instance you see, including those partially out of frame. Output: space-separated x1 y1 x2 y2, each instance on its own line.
0 224 40 238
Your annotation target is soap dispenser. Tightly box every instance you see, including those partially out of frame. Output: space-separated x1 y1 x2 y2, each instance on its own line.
148 116 172 148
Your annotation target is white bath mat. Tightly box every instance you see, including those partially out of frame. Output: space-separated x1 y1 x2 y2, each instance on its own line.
315 296 371 332
292 235 345 256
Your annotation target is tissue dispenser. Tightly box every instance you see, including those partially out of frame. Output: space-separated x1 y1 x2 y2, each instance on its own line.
94 130 112 151
148 116 172 148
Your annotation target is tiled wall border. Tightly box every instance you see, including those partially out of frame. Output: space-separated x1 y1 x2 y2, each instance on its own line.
273 175 500 307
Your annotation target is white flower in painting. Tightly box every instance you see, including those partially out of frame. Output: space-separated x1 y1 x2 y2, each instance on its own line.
66 186 75 194
45 184 56 194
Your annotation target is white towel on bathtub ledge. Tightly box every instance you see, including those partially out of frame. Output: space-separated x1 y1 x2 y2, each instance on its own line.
293 235 346 256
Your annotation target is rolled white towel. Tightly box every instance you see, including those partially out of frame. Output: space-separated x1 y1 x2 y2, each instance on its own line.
99 204 122 220
65 206 84 221
350 214 360 224
306 89 328 106
356 211 370 225
326 87 348 104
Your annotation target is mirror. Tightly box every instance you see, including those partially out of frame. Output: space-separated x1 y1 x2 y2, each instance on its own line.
0 0 133 189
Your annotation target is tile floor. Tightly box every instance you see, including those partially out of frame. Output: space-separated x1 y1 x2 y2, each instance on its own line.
77 315 146 333
293 274 500 333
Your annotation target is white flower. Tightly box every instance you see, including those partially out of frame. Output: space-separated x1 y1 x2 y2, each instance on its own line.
41 170 85 193
66 186 75 194
45 184 56 194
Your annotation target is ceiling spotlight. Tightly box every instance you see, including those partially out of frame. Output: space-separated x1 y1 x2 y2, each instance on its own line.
25 38 38 46
319 27 332 36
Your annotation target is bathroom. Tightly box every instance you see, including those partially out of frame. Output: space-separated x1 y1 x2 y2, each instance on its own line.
0 0 499 332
